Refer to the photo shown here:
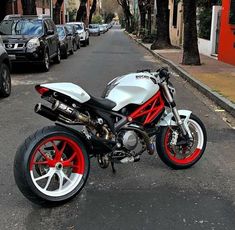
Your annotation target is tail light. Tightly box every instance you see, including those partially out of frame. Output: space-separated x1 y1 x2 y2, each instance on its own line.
35 85 49 95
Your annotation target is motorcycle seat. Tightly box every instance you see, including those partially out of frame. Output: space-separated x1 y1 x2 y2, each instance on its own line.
88 95 116 110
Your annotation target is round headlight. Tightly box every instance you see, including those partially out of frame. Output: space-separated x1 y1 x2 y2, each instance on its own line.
27 38 40 49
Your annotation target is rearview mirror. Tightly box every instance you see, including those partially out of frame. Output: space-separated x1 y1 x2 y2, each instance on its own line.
47 30 54 35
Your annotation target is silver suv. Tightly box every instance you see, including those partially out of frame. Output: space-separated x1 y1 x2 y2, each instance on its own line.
66 22 89 46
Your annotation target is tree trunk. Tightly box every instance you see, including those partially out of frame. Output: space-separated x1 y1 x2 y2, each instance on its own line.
0 0 9 22
147 3 151 35
151 0 172 50
54 0 64 24
182 0 201 65
21 0 37 15
76 0 87 22
138 0 146 33
118 0 134 33
89 0 97 24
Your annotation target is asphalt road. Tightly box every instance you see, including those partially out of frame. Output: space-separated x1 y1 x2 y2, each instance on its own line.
0 27 235 230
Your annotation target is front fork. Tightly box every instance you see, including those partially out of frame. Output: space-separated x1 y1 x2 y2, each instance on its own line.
160 82 192 139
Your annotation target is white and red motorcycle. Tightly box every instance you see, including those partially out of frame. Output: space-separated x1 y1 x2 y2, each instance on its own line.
14 68 207 206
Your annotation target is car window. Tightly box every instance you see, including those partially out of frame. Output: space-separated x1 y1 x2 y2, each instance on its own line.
66 25 73 34
64 27 69 35
56 27 65 37
0 19 43 35
90 25 97 28
75 24 83 30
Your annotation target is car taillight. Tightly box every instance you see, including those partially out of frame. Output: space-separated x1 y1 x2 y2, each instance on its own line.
35 85 49 95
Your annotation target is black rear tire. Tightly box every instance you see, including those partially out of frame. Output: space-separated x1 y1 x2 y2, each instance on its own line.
0 63 11 97
14 125 90 206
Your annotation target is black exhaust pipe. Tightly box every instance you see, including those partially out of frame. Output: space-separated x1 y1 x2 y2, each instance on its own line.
35 103 58 121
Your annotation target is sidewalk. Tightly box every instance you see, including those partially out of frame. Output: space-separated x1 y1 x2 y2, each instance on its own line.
128 34 235 117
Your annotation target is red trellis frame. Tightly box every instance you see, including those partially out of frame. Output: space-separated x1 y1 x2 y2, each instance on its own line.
129 91 165 125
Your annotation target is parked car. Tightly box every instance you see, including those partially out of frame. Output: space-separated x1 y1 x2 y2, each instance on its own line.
99 24 107 34
66 22 89 46
0 37 11 97
56 25 74 59
107 23 113 29
89 24 100 36
103 24 109 31
65 24 80 50
0 15 60 72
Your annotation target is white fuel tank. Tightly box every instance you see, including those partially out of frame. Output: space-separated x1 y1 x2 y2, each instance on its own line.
104 72 160 111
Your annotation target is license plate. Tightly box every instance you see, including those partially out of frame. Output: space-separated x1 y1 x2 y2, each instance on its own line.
8 54 16 60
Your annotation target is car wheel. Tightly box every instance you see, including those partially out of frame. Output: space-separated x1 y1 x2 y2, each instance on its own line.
77 41 81 49
87 38 89 46
0 63 11 97
53 46 61 64
73 42 77 52
69 46 74 55
62 47 68 59
42 51 50 72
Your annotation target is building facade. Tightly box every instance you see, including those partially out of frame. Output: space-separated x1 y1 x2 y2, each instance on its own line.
4 0 65 24
218 0 235 65
169 0 183 47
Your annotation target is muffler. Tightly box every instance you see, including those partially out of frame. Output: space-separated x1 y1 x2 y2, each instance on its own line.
35 103 58 121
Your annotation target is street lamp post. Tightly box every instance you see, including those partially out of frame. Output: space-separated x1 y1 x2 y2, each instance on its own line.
50 0 53 18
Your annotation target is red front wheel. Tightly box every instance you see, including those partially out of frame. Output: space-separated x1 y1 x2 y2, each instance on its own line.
156 114 207 169
14 126 90 206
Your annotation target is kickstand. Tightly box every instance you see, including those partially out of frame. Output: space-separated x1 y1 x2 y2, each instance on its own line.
111 162 116 174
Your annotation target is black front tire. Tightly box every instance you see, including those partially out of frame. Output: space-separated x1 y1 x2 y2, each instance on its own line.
14 125 90 206
0 63 11 97
156 114 207 170
41 51 50 72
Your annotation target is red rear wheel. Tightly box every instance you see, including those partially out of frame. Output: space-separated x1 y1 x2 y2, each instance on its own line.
14 126 90 206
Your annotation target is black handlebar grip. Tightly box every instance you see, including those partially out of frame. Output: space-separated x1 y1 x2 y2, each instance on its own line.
159 68 170 79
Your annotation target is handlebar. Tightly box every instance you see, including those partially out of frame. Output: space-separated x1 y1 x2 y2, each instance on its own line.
137 67 178 82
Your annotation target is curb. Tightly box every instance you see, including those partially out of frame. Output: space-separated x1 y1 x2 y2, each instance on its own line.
127 33 235 117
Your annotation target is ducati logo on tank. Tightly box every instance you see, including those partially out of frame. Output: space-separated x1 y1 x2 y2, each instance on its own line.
136 75 150 79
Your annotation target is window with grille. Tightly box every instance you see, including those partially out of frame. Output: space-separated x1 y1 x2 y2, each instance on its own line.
229 0 235 24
